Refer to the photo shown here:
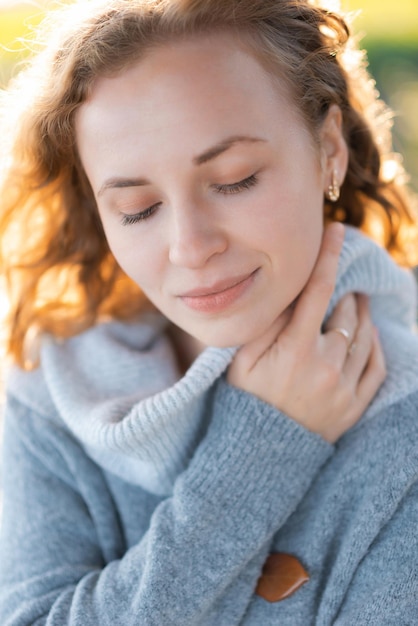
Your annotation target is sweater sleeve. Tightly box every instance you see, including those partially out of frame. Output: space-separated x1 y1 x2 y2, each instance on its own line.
0 379 333 626
333 479 418 625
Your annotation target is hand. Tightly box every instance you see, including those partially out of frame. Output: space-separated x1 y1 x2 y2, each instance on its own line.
227 224 386 443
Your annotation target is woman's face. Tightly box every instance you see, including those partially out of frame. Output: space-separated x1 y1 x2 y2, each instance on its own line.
76 33 340 347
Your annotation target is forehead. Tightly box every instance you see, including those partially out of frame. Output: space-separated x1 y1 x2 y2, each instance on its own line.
75 32 312 172
79 33 295 115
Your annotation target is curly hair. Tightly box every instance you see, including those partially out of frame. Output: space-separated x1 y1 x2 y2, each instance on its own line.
0 0 417 368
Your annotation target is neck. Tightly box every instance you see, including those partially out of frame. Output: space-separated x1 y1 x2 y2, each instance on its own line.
167 324 206 374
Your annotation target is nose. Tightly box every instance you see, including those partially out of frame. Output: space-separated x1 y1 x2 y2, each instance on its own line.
168 203 227 268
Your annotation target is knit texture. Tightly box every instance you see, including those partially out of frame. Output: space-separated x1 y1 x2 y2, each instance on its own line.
1 226 418 625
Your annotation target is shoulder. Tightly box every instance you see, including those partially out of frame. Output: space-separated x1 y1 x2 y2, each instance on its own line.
374 388 418 449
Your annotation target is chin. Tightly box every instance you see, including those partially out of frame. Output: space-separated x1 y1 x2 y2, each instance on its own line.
183 303 292 349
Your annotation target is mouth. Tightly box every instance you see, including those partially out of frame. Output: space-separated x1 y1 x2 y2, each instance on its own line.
179 269 259 313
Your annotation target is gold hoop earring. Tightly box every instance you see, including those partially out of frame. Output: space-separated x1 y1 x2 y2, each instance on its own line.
327 170 340 203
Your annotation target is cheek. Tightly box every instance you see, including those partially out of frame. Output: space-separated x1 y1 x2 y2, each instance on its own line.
101 221 163 289
253 184 324 280
252 188 323 248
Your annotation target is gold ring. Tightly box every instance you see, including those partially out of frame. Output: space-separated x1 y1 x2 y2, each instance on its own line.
329 327 351 347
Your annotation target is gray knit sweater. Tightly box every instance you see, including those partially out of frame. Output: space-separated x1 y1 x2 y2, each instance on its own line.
0 227 418 625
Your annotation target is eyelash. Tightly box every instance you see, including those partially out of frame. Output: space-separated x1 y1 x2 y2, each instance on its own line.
119 173 258 226
120 205 159 226
213 173 258 195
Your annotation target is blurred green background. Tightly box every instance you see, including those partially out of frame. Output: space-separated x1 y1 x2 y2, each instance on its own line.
344 0 418 192
0 0 417 190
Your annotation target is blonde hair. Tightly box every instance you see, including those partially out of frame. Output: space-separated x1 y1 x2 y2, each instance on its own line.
1 0 417 368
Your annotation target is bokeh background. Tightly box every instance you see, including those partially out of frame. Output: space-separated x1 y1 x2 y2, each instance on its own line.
344 0 418 193
0 0 417 190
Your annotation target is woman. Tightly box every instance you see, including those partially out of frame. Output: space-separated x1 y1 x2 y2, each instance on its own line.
0 0 417 623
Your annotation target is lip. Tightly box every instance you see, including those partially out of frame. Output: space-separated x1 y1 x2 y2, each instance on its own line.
179 269 259 313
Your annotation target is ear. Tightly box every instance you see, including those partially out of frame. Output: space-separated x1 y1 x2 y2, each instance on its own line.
319 104 349 194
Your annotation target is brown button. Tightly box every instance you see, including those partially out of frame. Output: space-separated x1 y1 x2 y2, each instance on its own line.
255 552 310 603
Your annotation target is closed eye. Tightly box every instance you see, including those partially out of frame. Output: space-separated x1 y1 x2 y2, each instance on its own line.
120 203 161 226
213 173 258 194
119 173 258 225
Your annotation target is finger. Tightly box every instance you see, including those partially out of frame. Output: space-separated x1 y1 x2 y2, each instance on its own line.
353 327 386 412
285 222 345 344
324 293 358 363
343 295 374 382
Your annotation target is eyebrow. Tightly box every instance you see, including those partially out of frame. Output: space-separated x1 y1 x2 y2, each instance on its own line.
192 134 267 165
98 176 150 197
97 134 266 197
